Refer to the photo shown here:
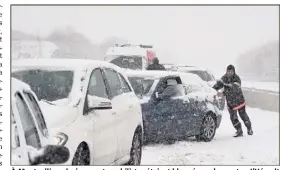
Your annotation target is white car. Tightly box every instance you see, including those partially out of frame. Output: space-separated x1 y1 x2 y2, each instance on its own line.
11 78 70 165
12 59 144 165
104 44 156 70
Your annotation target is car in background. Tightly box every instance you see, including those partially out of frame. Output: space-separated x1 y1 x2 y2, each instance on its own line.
104 44 156 70
12 59 143 165
170 65 225 110
126 70 222 143
11 78 70 165
162 63 175 70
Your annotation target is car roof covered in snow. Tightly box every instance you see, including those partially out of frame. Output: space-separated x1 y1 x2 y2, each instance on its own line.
126 70 203 82
106 46 148 56
12 78 32 95
12 58 122 72
126 70 180 78
173 65 208 72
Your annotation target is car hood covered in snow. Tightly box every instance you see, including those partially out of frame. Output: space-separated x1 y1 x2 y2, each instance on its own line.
39 101 78 129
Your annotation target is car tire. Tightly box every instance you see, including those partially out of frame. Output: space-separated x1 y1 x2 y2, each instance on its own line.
127 131 142 165
72 143 90 165
196 114 217 142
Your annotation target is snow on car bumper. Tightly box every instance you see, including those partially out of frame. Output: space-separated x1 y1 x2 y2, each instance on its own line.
216 114 222 128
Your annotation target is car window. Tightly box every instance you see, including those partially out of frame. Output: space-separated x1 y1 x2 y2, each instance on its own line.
11 107 20 149
188 71 206 81
167 79 178 85
161 77 185 97
118 73 132 93
12 70 74 102
15 93 41 149
166 84 185 97
103 69 123 98
87 69 109 99
204 72 214 81
23 92 48 137
109 55 143 70
180 74 205 94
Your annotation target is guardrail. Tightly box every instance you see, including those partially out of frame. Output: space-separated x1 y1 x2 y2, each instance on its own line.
242 87 279 112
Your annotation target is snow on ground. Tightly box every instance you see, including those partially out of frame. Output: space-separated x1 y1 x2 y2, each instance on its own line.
142 107 279 165
242 81 279 92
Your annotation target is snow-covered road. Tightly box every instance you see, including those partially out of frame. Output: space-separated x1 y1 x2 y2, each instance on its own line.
142 107 279 165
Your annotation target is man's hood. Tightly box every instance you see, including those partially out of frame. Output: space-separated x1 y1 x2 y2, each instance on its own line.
227 64 236 73
153 57 159 64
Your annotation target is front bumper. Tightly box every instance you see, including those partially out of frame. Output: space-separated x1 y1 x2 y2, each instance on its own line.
216 114 222 128
213 104 223 128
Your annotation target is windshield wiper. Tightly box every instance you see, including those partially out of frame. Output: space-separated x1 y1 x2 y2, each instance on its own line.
41 99 56 105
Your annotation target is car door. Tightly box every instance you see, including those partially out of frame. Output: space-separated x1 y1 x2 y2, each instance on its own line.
22 91 50 146
101 68 131 162
183 83 205 133
11 105 29 165
12 92 43 165
152 76 188 138
117 72 139 159
84 68 118 165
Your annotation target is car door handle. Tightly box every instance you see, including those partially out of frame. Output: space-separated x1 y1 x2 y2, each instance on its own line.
112 112 116 115
129 104 134 109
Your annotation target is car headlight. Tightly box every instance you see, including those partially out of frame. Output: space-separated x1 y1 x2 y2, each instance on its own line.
54 132 68 146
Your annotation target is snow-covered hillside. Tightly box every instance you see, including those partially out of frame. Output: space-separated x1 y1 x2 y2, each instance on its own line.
142 107 279 165
12 40 58 60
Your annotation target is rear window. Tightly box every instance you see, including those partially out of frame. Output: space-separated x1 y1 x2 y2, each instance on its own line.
110 55 143 70
128 76 155 96
187 71 206 81
12 69 74 102
186 70 215 82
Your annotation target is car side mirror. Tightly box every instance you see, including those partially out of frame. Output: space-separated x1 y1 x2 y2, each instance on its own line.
30 145 70 165
87 95 112 111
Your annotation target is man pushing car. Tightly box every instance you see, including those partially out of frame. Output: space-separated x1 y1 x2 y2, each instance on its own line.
213 64 253 137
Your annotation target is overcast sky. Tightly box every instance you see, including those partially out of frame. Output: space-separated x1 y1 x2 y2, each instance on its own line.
12 5 279 75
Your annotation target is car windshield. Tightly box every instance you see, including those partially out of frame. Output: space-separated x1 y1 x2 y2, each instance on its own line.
12 69 74 103
184 70 214 82
109 55 143 70
128 76 156 97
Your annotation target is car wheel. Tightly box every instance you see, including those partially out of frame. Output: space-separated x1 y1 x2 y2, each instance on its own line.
128 132 142 165
72 144 90 165
196 114 216 142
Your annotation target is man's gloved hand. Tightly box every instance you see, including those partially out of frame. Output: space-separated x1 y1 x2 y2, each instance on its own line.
217 91 224 97
218 79 224 83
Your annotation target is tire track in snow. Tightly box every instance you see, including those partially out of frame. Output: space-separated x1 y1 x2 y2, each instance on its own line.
141 107 279 165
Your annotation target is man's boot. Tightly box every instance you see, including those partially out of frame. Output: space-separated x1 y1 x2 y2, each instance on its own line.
233 129 243 137
247 127 253 135
244 120 253 135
